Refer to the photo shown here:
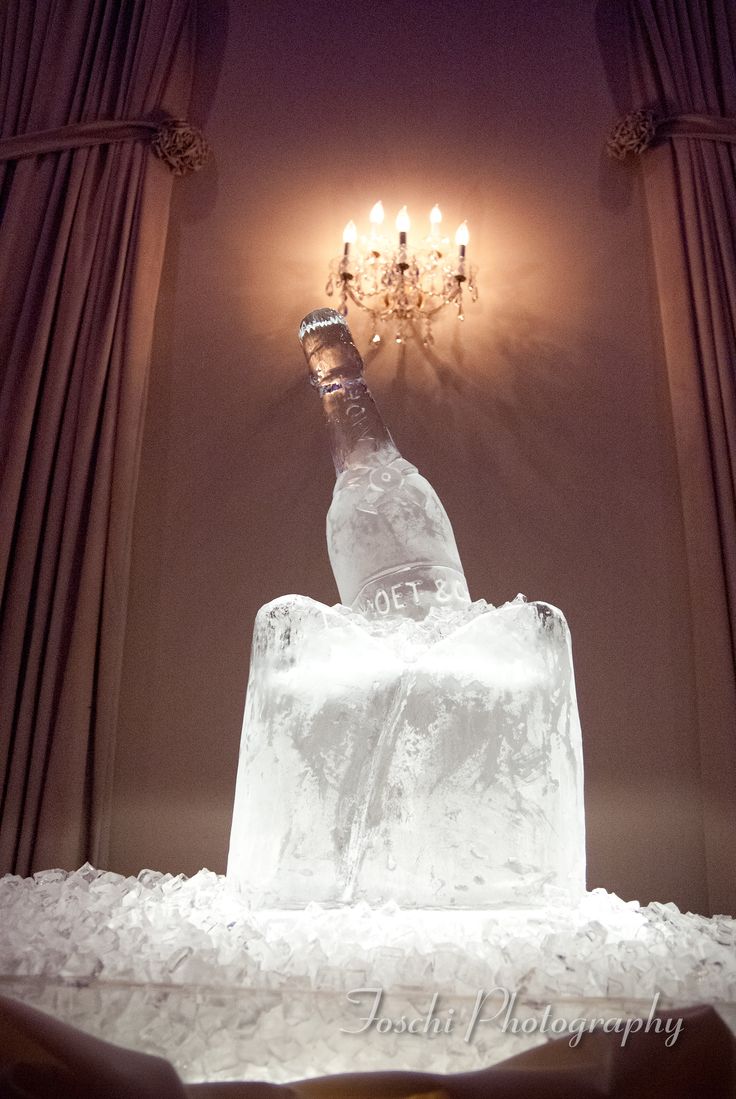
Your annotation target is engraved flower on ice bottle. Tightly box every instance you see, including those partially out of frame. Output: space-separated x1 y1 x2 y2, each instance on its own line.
340 457 425 515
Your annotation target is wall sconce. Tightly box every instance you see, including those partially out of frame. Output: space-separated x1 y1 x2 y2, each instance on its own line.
325 201 478 345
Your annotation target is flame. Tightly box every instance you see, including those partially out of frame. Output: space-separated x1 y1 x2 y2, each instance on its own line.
455 220 469 247
342 220 357 245
395 206 410 233
429 204 442 227
369 201 385 226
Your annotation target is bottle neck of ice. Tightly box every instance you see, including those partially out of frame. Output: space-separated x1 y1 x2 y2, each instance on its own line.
299 308 398 474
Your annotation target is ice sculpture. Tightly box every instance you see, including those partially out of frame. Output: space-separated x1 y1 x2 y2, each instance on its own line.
228 309 585 908
298 309 471 620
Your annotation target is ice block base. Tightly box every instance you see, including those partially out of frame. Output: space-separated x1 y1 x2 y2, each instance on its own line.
227 595 586 908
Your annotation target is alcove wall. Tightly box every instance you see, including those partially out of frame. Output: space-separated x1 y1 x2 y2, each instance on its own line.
109 0 708 913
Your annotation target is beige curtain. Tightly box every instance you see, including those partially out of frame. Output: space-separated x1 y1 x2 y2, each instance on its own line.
626 0 736 915
0 2 199 874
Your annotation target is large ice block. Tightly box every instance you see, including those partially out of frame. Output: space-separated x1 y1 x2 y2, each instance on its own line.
228 595 586 908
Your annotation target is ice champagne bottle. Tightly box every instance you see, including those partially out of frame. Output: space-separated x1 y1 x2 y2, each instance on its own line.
299 308 471 620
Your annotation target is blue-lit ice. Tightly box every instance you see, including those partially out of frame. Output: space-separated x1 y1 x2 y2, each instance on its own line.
227 592 585 908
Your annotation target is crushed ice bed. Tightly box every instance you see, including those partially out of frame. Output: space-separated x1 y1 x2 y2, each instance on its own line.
1 865 734 1083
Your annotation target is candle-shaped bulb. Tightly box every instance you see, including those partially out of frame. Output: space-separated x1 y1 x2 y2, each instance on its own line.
455 220 468 279
455 220 469 247
342 220 357 245
369 201 385 227
396 206 410 233
430 204 442 229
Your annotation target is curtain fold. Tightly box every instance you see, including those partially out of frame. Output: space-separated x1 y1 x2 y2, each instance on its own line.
627 0 736 915
0 1 197 874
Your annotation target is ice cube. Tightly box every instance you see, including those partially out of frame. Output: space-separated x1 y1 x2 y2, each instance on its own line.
228 595 585 908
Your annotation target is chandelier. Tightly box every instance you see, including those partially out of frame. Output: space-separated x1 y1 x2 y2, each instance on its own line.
325 202 478 345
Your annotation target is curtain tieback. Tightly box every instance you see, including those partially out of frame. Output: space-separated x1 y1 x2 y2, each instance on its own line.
0 117 210 176
607 109 736 159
